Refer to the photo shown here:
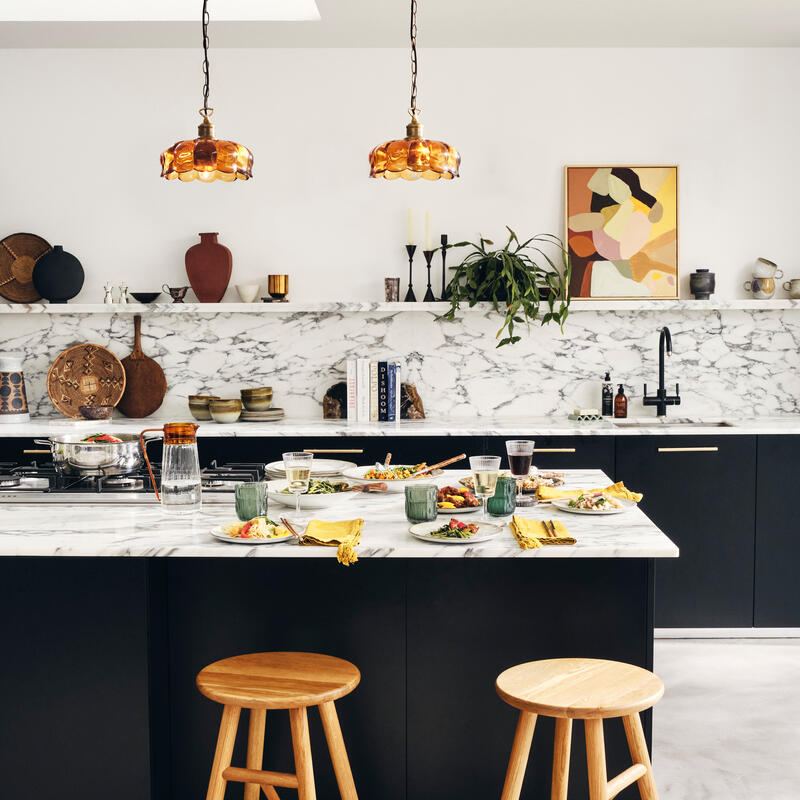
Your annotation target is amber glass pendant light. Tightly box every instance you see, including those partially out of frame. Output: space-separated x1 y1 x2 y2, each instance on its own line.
369 0 460 181
160 0 253 182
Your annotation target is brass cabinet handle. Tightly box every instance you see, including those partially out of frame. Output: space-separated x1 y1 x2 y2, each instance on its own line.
533 448 576 454
657 446 719 453
23 450 51 454
302 449 364 454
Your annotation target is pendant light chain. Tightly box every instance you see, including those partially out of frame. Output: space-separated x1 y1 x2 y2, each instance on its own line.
201 0 211 114
409 0 419 118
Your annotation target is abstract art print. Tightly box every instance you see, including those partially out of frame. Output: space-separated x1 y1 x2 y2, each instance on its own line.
565 165 678 299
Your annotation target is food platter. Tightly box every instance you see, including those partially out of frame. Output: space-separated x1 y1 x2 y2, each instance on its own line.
211 526 294 545
343 465 444 493
266 479 358 510
264 459 356 479
408 520 504 545
551 497 637 515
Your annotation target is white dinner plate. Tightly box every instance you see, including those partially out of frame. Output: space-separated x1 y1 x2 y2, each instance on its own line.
342 465 444 493
266 479 357 509
264 459 357 478
551 497 637 515
408 520 503 544
211 525 294 545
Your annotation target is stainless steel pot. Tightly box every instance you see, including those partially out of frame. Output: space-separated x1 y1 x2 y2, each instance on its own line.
34 434 144 477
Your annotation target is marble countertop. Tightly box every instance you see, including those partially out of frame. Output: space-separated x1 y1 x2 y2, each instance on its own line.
0 469 677 559
3 415 800 438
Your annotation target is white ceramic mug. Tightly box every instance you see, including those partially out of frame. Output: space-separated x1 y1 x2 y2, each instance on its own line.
754 258 783 279
783 278 800 299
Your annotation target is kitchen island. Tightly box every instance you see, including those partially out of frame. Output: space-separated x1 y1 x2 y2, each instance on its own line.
0 468 675 800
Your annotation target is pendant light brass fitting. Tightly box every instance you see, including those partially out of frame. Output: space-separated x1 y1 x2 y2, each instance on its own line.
197 109 215 140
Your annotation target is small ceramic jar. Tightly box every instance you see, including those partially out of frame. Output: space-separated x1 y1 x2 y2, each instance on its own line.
188 395 220 421
209 399 243 424
689 269 716 300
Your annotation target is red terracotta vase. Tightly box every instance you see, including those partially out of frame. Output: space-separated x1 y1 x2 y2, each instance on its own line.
185 232 232 303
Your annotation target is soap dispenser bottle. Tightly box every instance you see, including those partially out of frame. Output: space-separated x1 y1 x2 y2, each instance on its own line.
614 385 628 419
602 372 613 416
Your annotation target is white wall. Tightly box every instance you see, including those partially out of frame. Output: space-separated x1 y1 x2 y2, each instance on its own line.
0 47 798 302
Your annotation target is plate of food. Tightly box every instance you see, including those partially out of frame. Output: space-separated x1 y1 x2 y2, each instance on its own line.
436 486 480 513
266 478 357 509
212 517 294 544
409 518 504 545
342 463 444 493
551 493 637 515
460 470 565 494
264 459 357 479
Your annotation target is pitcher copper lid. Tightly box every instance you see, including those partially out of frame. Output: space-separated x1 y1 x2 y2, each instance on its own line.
163 422 199 445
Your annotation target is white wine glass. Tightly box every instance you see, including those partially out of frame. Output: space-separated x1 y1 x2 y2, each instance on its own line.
282 451 313 514
505 440 535 507
469 455 501 521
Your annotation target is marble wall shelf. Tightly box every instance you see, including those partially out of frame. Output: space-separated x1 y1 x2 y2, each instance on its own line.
1 299 799 314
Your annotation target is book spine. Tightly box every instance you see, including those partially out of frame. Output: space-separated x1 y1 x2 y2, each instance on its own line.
369 361 379 422
394 362 402 420
346 360 357 420
378 361 389 422
356 359 370 422
387 363 396 422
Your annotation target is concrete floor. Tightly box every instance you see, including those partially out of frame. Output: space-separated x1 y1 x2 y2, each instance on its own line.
654 638 800 799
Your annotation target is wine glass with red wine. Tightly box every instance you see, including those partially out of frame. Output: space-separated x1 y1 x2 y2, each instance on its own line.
505 440 536 507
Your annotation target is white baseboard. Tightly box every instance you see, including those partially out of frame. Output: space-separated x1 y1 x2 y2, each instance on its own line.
656 627 800 639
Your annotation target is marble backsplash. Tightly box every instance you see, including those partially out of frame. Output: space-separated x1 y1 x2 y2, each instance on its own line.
2 306 799 420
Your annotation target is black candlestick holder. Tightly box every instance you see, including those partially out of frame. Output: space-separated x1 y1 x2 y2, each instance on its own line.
404 244 417 302
422 250 436 302
440 234 449 300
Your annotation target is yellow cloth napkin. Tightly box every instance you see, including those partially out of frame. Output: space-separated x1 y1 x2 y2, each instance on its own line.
300 519 364 565
536 481 643 503
509 516 576 549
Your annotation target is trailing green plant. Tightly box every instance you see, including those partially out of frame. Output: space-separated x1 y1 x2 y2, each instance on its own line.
438 227 571 347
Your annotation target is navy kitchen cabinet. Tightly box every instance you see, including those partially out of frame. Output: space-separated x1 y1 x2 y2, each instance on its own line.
615 435 757 627
754 435 800 626
486 435 615 476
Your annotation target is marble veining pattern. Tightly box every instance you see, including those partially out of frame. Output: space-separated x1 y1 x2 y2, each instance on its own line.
0 469 678 559
2 306 799 419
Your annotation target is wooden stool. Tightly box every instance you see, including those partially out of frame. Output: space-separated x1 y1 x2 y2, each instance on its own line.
196 651 360 800
495 658 664 800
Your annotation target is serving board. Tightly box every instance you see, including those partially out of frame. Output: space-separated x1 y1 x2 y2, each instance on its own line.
117 315 166 418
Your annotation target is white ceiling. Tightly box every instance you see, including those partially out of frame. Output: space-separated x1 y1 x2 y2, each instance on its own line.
0 0 798 47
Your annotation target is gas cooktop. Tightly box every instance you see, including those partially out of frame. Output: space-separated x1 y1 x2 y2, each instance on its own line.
0 460 266 505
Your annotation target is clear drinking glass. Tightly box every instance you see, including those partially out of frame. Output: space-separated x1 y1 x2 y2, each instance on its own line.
469 455 501 521
282 451 313 514
505 439 536 507
235 481 269 521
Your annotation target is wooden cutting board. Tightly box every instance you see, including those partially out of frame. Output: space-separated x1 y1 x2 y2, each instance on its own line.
117 314 166 418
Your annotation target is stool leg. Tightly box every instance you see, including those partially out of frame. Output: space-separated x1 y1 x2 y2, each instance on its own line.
500 711 537 800
244 708 267 800
206 705 241 800
584 719 608 800
319 701 358 800
290 706 317 800
551 718 572 800
622 713 659 800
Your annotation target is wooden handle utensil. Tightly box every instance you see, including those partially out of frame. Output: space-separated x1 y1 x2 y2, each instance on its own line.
344 482 388 493
279 517 302 539
412 453 466 477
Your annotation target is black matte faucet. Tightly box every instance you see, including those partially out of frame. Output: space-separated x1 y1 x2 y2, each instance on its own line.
643 327 681 417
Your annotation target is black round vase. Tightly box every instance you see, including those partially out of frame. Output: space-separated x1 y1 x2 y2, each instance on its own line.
32 245 84 303
690 268 715 300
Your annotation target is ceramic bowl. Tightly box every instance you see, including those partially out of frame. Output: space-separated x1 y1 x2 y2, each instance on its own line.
130 292 161 304
236 284 260 303
79 405 114 420
188 395 220 421
241 387 273 411
209 399 242 424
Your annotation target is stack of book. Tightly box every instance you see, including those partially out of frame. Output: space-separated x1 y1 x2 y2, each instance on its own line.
346 359 402 422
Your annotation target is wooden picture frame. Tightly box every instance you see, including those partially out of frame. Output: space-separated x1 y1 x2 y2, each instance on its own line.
564 165 679 300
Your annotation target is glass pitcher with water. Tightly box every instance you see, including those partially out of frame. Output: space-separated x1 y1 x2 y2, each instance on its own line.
140 423 202 514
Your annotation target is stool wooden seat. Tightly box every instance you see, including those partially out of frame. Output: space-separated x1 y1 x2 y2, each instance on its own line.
197 652 360 800
496 658 664 800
